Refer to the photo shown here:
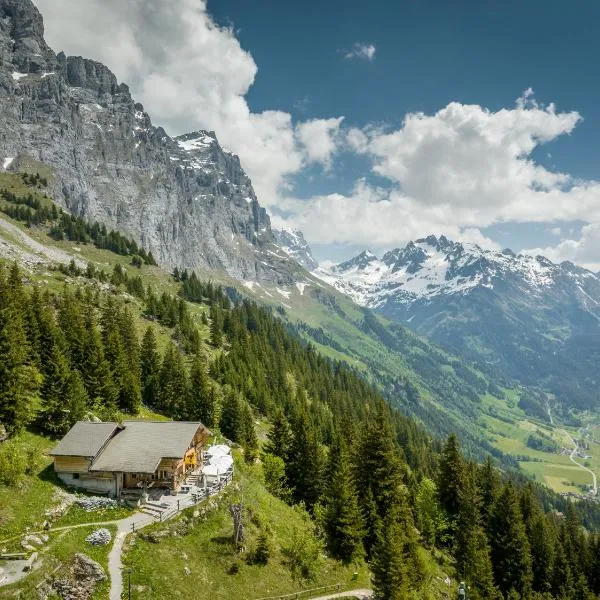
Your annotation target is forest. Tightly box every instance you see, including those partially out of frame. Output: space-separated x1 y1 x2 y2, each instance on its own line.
1 261 600 599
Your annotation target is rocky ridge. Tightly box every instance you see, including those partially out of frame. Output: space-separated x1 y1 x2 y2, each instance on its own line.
0 0 293 283
273 228 319 271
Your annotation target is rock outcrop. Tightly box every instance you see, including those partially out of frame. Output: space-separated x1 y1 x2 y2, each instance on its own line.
0 0 293 282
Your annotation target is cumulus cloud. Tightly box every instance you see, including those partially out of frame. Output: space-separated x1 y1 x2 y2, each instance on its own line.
523 223 600 271
296 117 344 168
344 43 376 61
277 90 600 258
35 0 342 207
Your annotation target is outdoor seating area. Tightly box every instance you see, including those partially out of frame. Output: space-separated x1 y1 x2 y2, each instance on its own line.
136 444 234 519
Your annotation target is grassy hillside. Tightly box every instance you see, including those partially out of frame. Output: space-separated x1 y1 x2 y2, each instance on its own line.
121 456 455 600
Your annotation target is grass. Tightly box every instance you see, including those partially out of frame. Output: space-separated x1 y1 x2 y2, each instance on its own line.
0 432 58 542
0 524 116 599
122 457 454 600
122 458 371 600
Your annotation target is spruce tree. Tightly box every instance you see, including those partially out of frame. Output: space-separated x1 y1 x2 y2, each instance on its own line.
187 355 218 426
80 312 116 408
140 325 160 407
322 434 363 563
242 401 259 463
0 265 41 432
455 464 499 600
286 409 323 511
371 489 422 600
157 342 188 418
220 387 245 443
263 410 292 462
438 434 464 534
489 482 533 598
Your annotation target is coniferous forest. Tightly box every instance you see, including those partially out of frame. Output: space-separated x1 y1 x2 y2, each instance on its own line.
1 261 600 599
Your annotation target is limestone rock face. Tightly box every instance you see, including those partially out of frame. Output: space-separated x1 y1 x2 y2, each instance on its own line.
0 0 294 283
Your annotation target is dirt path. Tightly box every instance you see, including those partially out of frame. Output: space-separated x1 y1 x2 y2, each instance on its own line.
308 590 372 600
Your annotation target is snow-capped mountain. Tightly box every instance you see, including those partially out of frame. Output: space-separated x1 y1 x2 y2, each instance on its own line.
314 235 600 410
273 228 319 271
315 234 600 313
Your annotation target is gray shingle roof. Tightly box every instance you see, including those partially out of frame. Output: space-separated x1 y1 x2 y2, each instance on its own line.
50 422 120 458
89 421 206 473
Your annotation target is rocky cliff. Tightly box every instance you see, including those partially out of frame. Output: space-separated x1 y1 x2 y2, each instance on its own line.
0 0 292 282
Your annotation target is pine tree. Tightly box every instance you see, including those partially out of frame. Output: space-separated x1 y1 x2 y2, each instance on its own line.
0 265 41 432
187 355 218 426
371 489 422 600
321 434 363 563
489 482 533 598
438 434 464 535
140 326 160 407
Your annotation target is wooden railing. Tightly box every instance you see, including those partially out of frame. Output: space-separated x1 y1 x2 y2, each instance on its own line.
254 582 343 600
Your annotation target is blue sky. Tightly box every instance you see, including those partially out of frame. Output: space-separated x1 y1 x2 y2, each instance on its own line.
207 0 600 261
37 0 600 267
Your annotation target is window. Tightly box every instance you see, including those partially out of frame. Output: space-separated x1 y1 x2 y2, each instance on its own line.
73 473 80 479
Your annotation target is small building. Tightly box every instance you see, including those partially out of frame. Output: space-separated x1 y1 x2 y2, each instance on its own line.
50 420 210 497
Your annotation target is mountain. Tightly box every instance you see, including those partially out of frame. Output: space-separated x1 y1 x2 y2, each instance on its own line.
273 228 319 271
316 235 600 411
0 0 299 283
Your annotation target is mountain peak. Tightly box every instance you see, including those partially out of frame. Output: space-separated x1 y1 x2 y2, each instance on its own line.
315 234 600 310
273 228 318 271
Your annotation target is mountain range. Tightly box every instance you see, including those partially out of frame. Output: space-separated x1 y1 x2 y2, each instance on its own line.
301 234 600 411
1 0 598 456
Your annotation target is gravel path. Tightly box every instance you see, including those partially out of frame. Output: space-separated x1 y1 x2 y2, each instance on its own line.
108 513 155 600
308 589 373 599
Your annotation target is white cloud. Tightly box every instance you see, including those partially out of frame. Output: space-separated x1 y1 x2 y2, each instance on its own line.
278 91 600 260
344 43 376 61
523 223 600 271
296 117 344 168
35 0 342 207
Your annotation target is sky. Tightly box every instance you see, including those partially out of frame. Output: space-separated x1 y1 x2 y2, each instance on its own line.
34 0 600 267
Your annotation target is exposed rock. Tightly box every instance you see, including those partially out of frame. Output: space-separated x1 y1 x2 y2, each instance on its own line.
85 528 112 546
74 495 117 511
0 0 299 284
23 534 44 546
37 554 105 600
73 553 106 582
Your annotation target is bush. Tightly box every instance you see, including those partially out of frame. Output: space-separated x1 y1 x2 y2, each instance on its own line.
250 533 270 565
0 436 41 486
283 527 324 580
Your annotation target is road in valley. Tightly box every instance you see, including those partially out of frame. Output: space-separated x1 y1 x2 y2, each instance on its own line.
561 429 597 496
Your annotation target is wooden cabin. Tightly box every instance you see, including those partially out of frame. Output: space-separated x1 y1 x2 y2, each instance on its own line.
50 421 210 497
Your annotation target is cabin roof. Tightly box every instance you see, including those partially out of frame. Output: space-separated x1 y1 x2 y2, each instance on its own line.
89 421 208 473
50 422 120 458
